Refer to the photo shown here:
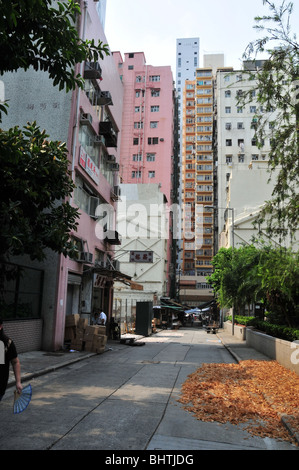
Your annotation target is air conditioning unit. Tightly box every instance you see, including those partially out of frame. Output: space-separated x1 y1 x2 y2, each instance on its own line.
80 113 93 125
97 91 113 106
113 260 120 271
109 163 120 171
114 186 121 197
94 135 105 145
79 252 93 264
111 185 121 201
84 61 102 80
95 260 106 268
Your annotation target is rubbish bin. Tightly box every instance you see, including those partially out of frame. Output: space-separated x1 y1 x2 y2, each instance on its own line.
135 301 153 336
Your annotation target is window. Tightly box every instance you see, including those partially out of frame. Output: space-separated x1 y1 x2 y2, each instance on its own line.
237 106 243 113
146 153 156 162
250 106 257 113
134 122 143 129
132 171 142 178
237 122 244 129
151 105 160 112
226 155 232 164
148 137 159 145
225 90 231 97
252 154 259 161
133 154 142 161
149 75 160 82
150 121 158 128
225 123 232 130
225 107 231 114
133 138 139 145
148 171 155 178
151 90 160 97
128 65 134 70
226 139 232 146
129 53 134 58
238 155 244 163
74 175 101 218
135 106 140 113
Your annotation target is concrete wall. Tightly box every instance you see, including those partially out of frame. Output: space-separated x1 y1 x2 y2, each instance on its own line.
223 321 246 340
246 327 299 375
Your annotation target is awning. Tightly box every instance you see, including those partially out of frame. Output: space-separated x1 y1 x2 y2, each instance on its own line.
115 278 144 291
93 266 144 291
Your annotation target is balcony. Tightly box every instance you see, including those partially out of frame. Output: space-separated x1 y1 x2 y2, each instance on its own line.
95 91 113 106
99 121 118 148
84 62 102 81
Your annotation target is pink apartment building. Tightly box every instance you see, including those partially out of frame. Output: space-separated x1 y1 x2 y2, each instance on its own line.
1 2 126 351
113 52 175 203
112 52 176 296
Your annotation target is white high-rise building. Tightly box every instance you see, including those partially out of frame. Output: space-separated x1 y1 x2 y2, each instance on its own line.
176 38 200 130
176 38 200 270
96 0 107 29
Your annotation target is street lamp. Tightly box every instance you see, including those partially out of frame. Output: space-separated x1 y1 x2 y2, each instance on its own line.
205 205 235 335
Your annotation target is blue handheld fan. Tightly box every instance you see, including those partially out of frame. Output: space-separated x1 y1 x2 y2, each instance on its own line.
13 384 32 414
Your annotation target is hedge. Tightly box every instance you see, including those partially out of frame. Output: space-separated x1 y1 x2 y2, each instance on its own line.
227 315 299 342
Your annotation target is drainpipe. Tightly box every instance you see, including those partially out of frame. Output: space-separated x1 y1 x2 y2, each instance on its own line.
70 0 88 203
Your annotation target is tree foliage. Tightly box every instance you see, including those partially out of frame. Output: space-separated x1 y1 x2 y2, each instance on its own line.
208 245 299 327
0 123 79 263
241 0 299 241
0 0 110 92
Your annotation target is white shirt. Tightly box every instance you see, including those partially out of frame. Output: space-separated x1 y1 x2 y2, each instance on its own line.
98 312 107 325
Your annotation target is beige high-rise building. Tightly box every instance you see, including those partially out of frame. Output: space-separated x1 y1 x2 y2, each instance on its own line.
180 68 215 305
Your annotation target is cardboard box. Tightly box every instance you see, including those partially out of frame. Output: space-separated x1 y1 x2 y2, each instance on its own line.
70 339 83 351
93 335 107 348
84 325 106 336
94 345 105 354
65 314 80 327
84 325 98 336
83 339 91 351
78 318 88 329
64 326 76 341
76 328 85 341
97 326 106 336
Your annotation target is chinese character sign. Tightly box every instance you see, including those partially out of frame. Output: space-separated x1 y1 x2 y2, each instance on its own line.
130 251 153 263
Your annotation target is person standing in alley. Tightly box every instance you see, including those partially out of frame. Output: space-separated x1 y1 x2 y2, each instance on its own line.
97 311 107 325
0 317 22 402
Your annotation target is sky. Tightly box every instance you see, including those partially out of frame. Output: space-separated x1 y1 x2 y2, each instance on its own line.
104 0 299 79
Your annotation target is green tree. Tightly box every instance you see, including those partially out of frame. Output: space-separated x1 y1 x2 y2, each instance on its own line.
208 246 262 314
209 245 299 327
257 246 299 327
0 0 109 92
241 0 299 241
0 123 79 263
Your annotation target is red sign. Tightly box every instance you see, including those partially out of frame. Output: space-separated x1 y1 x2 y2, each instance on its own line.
79 146 99 184
130 251 153 263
